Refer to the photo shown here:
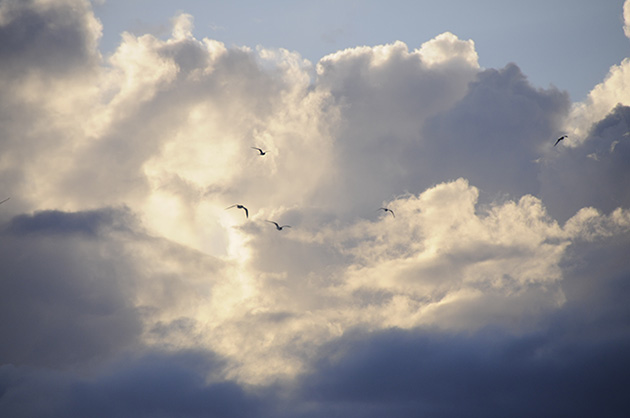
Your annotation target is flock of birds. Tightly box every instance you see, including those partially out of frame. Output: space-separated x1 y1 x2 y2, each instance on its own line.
228 135 568 230
228 147 383 230
0 135 569 226
225 202 291 230
226 146 400 230
226 147 299 231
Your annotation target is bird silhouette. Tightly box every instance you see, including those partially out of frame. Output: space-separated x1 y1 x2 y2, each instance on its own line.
0 197 9 205
379 207 395 218
251 147 266 155
226 204 249 218
554 135 568 147
266 220 291 230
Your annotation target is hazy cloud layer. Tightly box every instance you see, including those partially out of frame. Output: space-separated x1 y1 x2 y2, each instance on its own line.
1 0 630 416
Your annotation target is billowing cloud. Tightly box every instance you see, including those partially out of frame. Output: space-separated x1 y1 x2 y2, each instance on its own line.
312 35 480 214
567 0 630 145
568 59 630 143
0 206 228 370
0 208 141 369
423 64 569 199
1 0 630 416
541 104 630 221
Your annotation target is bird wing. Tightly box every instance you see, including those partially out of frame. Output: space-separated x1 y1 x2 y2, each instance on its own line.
0 197 10 205
379 207 394 217
282 225 291 228
225 204 237 210
243 207 249 218
266 220 279 227
554 135 567 146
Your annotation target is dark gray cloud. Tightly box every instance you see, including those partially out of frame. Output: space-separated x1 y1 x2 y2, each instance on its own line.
0 208 142 368
0 351 265 418
0 206 224 370
4 207 135 237
70 351 264 418
287 229 630 418
296 326 629 418
0 364 75 418
3 226 629 418
0 0 100 78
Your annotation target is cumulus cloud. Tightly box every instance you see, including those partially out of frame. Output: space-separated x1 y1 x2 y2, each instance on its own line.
567 0 630 144
313 36 481 214
0 207 228 370
1 0 630 416
541 104 630 222
568 59 630 142
423 64 569 199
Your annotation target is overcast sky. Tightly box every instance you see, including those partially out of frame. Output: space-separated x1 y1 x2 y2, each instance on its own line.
1 0 630 416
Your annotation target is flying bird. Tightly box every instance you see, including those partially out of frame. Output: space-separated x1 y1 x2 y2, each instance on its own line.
379 207 395 218
266 220 291 230
554 135 568 147
0 197 9 205
251 147 266 156
226 204 249 218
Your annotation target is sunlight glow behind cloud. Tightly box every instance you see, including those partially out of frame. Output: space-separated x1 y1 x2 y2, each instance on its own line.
1 0 630 416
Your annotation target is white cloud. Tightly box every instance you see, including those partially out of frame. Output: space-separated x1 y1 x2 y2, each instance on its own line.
568 59 630 142
1 0 630 410
417 31 479 69
331 179 569 330
566 1 630 144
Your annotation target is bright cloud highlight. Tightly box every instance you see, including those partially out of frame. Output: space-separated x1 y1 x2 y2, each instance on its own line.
1 1 630 416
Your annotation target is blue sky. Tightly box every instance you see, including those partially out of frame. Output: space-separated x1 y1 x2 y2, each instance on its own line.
1 0 630 416
93 0 629 101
